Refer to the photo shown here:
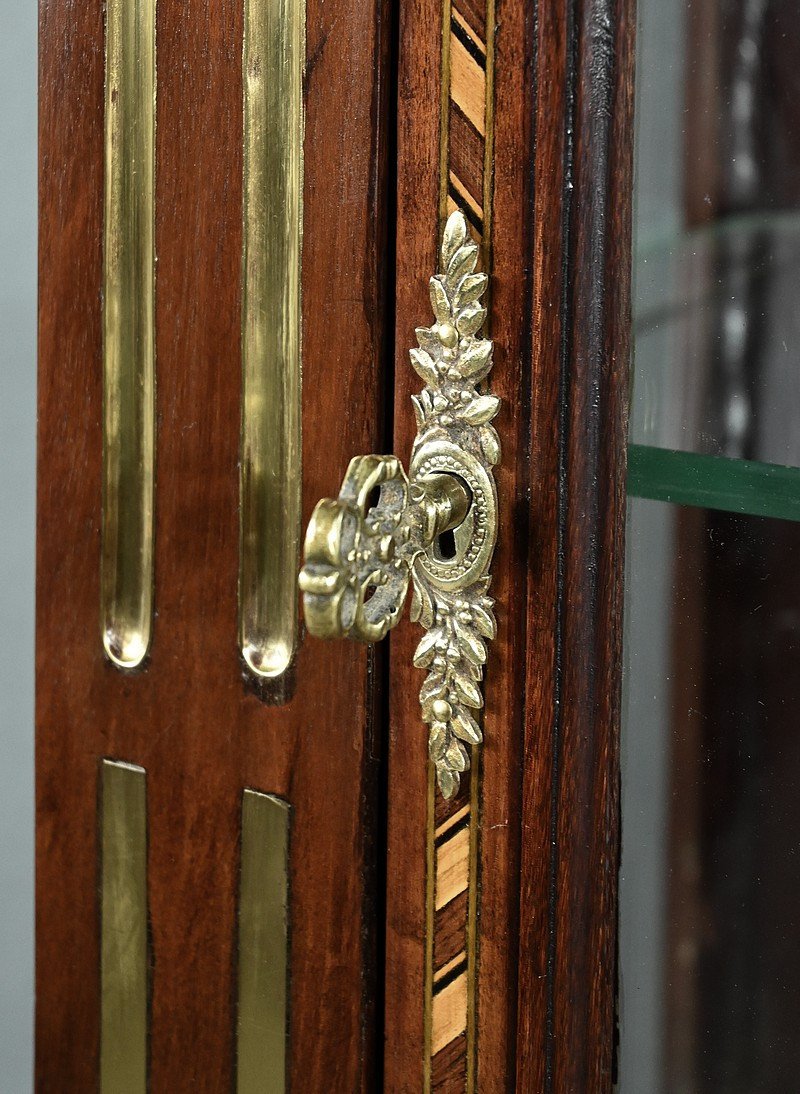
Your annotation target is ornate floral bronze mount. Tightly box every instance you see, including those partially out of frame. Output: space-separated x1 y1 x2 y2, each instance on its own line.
299 210 499 798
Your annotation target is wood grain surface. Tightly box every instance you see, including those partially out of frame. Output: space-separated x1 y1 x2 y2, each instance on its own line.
38 0 634 1088
516 0 635 1090
37 0 392 1088
387 0 634 1090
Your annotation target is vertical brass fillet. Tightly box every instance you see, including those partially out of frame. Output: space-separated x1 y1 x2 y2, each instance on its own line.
239 0 305 681
102 0 156 669
237 790 291 1094
101 760 148 1094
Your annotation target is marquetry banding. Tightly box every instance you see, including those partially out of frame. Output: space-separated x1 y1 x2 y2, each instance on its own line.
426 3 494 1085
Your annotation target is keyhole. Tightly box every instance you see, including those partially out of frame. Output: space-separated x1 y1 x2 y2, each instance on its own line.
437 528 457 559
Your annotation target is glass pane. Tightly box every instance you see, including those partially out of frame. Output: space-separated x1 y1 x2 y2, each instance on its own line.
622 500 800 1092
631 1 800 472
622 1 800 1090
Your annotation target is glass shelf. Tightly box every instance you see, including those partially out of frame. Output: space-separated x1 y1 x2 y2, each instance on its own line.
628 444 800 524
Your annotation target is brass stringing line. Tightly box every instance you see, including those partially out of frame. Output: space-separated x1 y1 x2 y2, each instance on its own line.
425 1 453 1085
438 0 453 232
466 5 495 1090
423 762 436 1093
466 746 482 1092
482 0 496 312
425 2 450 1083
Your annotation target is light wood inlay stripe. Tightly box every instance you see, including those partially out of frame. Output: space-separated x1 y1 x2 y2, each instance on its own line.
450 36 486 136
434 803 470 841
434 952 467 986
432 972 468 1055
453 8 486 55
449 171 483 222
435 822 470 910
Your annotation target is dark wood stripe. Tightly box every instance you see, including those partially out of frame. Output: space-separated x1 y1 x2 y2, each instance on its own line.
448 102 484 213
435 767 471 828
432 1034 468 1091
451 0 486 42
513 0 635 1088
435 811 470 848
433 956 468 995
434 889 469 970
448 183 484 235
451 16 486 67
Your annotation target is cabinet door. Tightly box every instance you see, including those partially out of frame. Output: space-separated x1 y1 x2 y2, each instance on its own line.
37 0 635 1090
37 0 392 1087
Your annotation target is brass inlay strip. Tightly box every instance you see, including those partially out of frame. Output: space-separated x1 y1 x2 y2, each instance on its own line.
239 0 305 680
423 764 436 1092
438 0 453 229
237 789 291 1094
465 748 482 1092
102 0 156 670
101 760 148 1094
481 0 496 281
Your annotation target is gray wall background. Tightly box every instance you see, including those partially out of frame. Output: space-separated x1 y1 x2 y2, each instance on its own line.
1 1 37 1089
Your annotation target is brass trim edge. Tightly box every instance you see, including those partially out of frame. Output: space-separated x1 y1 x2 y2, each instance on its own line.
239 0 305 681
438 0 453 231
102 0 157 669
465 745 482 1093
100 760 148 1094
423 763 436 1092
237 789 291 1094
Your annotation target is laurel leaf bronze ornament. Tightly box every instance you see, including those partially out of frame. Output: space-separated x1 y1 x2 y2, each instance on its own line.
300 211 499 798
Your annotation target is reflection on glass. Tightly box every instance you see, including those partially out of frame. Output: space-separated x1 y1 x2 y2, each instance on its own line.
634 215 800 468
631 0 800 471
622 0 800 1091
623 501 800 1092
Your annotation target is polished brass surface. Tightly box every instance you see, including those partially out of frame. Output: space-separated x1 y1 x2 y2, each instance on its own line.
101 760 148 1094
299 211 499 797
299 456 471 642
237 790 291 1094
239 0 305 681
101 0 156 670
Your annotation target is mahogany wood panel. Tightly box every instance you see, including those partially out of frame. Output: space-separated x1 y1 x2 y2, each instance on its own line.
517 0 635 1090
383 0 442 1079
37 0 392 1089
